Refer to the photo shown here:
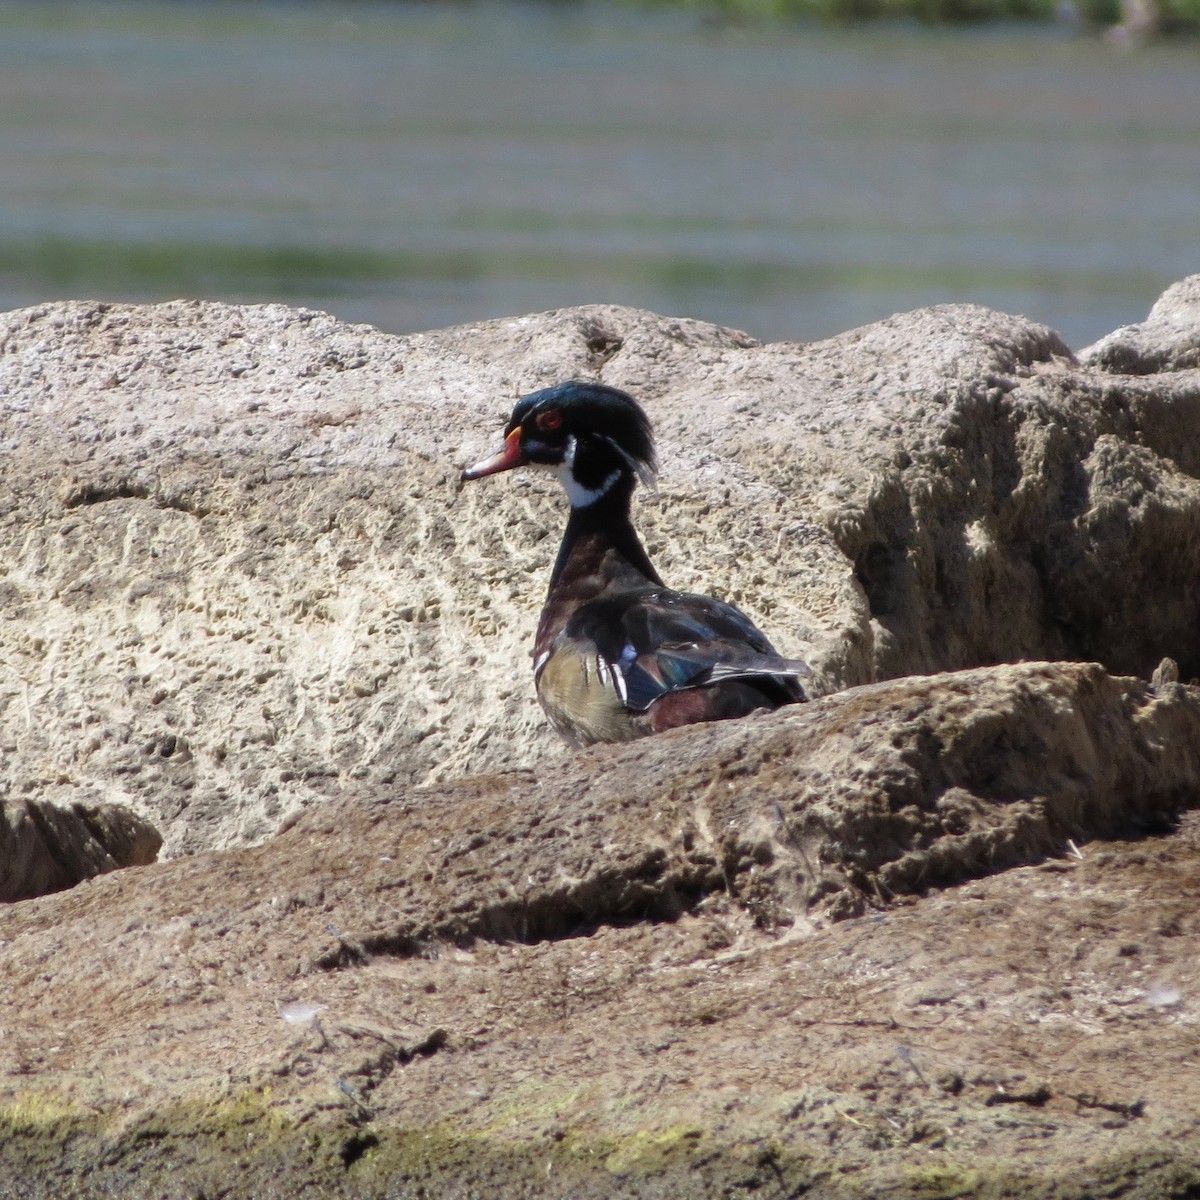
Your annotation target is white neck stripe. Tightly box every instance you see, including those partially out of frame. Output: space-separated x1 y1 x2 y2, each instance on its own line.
558 462 621 508
554 433 620 508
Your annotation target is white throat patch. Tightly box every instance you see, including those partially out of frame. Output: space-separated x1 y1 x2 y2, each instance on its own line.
557 434 620 508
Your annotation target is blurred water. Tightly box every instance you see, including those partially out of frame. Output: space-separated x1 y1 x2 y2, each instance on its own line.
1 0 1197 348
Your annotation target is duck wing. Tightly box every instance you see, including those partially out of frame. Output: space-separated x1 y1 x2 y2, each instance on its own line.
560 587 812 715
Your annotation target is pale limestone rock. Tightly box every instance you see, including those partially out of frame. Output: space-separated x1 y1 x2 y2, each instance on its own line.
1080 273 1200 374
0 283 1199 862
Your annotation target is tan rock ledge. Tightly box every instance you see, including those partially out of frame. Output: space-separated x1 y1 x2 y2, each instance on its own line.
1 661 1199 1197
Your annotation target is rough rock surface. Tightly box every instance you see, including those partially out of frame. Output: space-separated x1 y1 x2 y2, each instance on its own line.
4 282 1200 1197
2 662 1199 1199
1081 274 1200 374
3 283 1200 855
0 797 161 901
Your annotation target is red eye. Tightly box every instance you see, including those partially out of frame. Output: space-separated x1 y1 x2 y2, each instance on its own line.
536 409 564 432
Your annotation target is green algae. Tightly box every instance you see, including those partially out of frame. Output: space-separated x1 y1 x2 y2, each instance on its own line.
1 1090 86 1134
468 1077 590 1139
1 1083 1199 1200
905 1160 986 1198
0 1084 811 1199
0 1089 105 1180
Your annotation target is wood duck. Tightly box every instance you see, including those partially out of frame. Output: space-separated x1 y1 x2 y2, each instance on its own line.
462 381 811 747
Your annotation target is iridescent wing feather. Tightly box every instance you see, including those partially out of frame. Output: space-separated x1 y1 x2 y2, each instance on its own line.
558 588 810 715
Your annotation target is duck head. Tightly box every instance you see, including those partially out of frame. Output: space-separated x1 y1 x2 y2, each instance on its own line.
462 381 657 508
